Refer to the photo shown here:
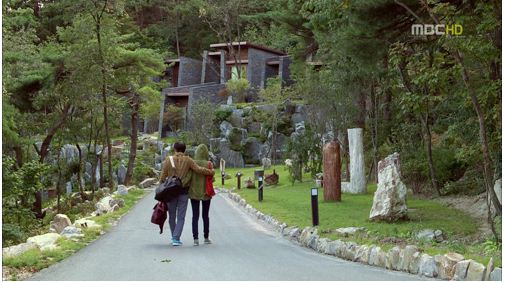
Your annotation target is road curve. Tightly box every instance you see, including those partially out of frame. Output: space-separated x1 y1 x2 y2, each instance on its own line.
29 190 425 281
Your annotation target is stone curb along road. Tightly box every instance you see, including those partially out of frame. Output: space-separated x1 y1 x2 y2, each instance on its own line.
222 189 502 281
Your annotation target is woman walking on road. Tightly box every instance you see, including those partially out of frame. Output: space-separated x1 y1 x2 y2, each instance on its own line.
189 144 215 246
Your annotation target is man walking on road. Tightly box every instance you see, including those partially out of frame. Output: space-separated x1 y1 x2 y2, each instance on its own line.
159 142 215 246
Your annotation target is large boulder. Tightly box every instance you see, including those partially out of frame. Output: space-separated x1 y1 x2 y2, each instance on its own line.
95 196 115 215
49 214 72 234
229 109 244 127
60 226 84 239
27 233 61 251
494 179 502 205
2 242 39 258
216 139 244 168
117 161 127 185
74 218 100 229
246 122 262 135
117 185 128 195
219 121 233 138
139 177 157 188
416 229 444 242
369 153 408 221
242 137 262 165
228 127 247 150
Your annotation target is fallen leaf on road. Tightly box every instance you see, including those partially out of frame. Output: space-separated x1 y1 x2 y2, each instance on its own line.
160 259 172 263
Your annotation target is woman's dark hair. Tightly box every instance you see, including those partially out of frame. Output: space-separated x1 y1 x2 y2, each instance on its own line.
174 142 186 153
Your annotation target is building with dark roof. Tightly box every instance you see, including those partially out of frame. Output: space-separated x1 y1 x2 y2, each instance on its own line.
158 42 292 137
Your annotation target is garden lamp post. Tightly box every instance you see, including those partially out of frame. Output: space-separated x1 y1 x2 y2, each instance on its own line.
236 172 242 190
311 188 319 226
258 176 264 202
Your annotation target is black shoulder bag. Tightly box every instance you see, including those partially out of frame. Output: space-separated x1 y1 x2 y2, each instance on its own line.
155 156 183 202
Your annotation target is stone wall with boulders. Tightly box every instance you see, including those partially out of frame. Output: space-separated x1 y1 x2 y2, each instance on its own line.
207 102 307 168
222 189 502 281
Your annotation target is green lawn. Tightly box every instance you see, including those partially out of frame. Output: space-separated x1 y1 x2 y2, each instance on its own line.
222 165 500 266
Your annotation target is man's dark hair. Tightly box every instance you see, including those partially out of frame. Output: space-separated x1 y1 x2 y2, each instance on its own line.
174 142 186 153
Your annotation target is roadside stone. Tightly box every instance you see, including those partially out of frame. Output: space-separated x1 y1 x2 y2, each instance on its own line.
74 218 100 229
328 240 346 257
95 196 113 215
466 260 486 281
334 227 367 237
111 198 125 208
399 245 419 271
454 260 471 280
139 177 157 188
2 242 39 258
27 233 61 251
307 234 320 250
60 226 84 239
341 241 359 261
316 238 331 254
49 214 72 234
387 246 402 270
408 252 422 274
419 254 438 278
416 229 444 242
300 227 317 247
289 227 301 240
490 268 502 281
435 252 464 280
117 185 128 195
354 245 371 264
484 257 494 281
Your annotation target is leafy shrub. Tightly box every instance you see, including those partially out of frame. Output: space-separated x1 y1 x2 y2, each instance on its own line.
133 163 156 184
215 108 233 122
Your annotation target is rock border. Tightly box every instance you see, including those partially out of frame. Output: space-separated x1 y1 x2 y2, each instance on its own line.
221 189 501 281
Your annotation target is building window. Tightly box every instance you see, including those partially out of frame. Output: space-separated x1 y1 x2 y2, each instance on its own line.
231 65 247 79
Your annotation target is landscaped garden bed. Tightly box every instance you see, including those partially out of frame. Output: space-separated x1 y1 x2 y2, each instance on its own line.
223 165 501 269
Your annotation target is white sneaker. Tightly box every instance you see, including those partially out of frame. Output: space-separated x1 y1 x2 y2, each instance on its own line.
194 239 199 246
204 238 212 244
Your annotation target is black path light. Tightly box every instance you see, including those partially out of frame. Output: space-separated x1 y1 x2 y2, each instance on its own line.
311 187 319 226
236 172 242 190
258 176 264 202
220 158 226 188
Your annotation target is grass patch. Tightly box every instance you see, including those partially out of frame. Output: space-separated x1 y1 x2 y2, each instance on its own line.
2 189 146 279
223 165 500 267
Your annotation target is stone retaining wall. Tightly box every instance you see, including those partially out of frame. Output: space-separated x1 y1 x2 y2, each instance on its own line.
222 189 501 281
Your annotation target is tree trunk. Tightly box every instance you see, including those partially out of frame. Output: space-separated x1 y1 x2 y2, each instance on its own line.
125 93 139 185
453 51 501 215
95 19 114 190
33 103 72 218
323 141 341 202
420 114 440 196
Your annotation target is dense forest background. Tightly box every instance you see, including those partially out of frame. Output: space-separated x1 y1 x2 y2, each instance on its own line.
2 0 502 242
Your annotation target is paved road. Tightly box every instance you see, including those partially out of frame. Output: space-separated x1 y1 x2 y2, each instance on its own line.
30 190 424 280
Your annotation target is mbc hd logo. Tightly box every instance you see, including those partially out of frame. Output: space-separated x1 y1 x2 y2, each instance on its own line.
411 24 463 36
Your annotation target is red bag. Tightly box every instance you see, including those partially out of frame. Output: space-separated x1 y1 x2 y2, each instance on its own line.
205 161 216 197
150 201 167 234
